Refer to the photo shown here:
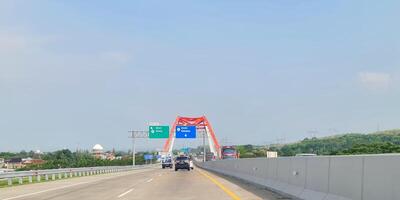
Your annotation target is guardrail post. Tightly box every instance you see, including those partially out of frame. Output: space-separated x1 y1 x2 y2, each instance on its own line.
37 175 41 182
70 172 73 178
8 178 12 186
74 172 77 177
58 173 62 179
19 177 23 184
45 174 49 181
64 173 68 178
52 174 56 180
29 176 33 183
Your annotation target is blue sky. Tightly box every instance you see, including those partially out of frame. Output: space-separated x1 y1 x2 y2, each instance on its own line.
0 1 399 151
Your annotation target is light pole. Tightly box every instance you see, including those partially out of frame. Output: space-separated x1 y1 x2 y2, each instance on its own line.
132 134 135 166
129 130 149 167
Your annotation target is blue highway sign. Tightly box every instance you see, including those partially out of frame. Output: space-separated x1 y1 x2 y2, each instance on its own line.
144 154 154 160
176 126 196 138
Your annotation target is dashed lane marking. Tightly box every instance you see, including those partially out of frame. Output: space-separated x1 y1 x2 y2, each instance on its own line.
117 188 134 198
146 178 153 183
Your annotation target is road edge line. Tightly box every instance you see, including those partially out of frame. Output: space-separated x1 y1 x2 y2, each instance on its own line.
197 169 241 200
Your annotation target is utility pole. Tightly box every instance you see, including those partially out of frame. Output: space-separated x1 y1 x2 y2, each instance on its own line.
128 130 149 167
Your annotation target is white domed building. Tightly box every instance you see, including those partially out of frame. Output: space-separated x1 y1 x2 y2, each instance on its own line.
92 144 106 159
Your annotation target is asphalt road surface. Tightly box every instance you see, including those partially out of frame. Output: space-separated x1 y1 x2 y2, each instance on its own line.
0 166 285 200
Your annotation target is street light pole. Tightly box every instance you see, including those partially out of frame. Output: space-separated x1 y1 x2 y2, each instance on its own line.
129 130 149 167
132 134 135 167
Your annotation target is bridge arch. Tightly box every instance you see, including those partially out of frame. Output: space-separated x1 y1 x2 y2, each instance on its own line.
163 116 221 159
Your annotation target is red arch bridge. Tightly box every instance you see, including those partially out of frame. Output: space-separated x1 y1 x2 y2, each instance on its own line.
129 115 221 159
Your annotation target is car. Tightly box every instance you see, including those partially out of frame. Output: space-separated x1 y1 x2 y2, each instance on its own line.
174 156 190 171
162 157 173 169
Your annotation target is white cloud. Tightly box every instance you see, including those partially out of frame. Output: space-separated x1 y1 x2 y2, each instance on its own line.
358 72 392 90
0 33 28 52
0 30 61 54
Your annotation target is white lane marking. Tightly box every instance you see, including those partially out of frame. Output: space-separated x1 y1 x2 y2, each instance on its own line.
1 181 90 200
117 188 134 198
1 168 156 200
146 178 153 183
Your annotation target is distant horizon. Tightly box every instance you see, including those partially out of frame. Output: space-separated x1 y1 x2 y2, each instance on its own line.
2 128 398 153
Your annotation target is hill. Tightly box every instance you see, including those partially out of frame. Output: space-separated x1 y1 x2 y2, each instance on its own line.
276 129 400 156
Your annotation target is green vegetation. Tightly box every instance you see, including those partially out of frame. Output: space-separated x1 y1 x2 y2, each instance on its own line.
236 145 268 158
1 149 156 171
235 129 400 157
0 151 37 160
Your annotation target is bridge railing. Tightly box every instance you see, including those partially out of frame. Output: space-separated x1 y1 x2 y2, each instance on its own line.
0 165 151 186
197 154 400 200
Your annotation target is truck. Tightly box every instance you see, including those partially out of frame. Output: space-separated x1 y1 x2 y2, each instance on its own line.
221 146 238 159
266 151 278 158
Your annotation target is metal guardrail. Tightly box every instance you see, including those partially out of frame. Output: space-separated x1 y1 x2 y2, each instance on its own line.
0 165 153 186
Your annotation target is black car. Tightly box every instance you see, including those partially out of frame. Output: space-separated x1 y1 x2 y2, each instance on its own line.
175 156 190 171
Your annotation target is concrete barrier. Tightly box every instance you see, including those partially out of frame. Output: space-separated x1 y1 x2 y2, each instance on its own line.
198 154 400 200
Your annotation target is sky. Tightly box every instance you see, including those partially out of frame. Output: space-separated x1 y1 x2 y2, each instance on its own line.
0 0 399 152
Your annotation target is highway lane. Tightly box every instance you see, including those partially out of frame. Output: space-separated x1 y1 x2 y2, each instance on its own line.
0 166 282 200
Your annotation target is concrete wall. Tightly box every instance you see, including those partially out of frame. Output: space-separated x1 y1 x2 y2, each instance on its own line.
198 154 400 200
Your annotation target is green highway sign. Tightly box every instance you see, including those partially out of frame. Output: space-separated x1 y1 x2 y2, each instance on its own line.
149 126 170 138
